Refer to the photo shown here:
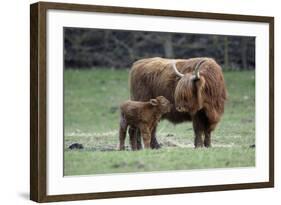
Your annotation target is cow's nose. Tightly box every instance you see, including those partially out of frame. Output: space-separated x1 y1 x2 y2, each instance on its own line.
176 106 183 112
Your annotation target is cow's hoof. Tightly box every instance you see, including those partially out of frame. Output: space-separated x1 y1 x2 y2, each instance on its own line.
194 144 204 149
151 142 162 149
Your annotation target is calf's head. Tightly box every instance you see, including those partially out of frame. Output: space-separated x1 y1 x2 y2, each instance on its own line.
173 60 206 115
150 96 172 114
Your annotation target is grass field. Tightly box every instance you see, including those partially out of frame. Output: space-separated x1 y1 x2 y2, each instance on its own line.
64 69 255 176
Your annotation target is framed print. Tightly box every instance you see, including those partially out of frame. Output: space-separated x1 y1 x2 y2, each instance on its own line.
30 1 274 202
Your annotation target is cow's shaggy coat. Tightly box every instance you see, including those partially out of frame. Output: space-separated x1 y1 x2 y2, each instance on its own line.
129 57 227 148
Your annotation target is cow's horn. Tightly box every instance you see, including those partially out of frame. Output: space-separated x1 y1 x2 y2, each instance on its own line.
193 59 206 80
172 60 184 78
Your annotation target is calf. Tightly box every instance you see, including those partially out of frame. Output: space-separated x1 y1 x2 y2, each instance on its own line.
119 96 172 150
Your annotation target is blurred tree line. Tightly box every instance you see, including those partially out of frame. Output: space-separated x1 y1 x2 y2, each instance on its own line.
64 27 255 70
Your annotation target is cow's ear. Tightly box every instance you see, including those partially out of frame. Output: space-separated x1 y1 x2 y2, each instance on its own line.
149 99 158 106
195 77 205 90
195 77 206 109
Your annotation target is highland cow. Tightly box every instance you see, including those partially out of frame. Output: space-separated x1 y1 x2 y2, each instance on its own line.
118 96 172 150
129 57 227 148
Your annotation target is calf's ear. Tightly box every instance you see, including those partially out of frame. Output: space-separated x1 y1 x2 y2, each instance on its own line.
149 99 158 106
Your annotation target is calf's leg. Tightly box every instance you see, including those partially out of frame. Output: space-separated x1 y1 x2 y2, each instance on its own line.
135 128 143 150
150 126 161 149
129 126 138 151
136 127 160 149
140 125 151 149
118 115 128 150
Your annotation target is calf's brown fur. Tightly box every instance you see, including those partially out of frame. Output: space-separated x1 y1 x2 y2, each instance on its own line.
119 96 171 150
129 57 227 148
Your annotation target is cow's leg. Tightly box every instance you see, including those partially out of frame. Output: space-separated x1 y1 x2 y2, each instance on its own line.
194 129 204 148
192 114 204 148
140 125 151 149
204 123 217 148
129 126 138 151
150 126 161 149
118 117 128 150
203 130 211 148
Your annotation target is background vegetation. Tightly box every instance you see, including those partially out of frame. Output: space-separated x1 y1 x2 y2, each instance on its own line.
64 28 255 70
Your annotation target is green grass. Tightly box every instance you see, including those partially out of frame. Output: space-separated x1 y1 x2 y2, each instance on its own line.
64 69 255 176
